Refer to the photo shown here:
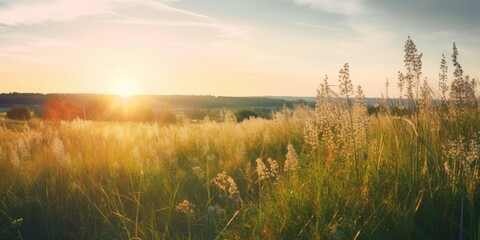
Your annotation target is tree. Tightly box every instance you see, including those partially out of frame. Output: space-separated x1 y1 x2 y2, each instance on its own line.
235 109 259 122
6 108 31 120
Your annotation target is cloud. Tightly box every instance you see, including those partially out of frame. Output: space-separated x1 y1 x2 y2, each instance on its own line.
0 32 78 48
0 0 251 41
0 0 134 26
293 21 346 33
145 1 252 40
0 0 217 27
0 0 253 65
146 0 215 22
0 31 81 65
348 22 395 44
114 13 252 41
291 0 389 43
112 1 253 41
293 0 363 15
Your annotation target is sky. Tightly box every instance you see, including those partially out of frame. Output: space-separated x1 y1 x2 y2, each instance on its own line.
0 0 479 97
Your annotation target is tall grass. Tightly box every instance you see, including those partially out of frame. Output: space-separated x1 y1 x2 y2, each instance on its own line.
0 113 304 239
1 37 479 239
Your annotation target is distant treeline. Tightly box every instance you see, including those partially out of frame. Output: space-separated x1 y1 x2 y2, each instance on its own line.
0 93 307 111
0 93 311 123
183 108 276 122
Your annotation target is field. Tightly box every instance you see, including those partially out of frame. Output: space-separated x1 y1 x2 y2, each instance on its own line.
1 94 480 239
1 40 480 239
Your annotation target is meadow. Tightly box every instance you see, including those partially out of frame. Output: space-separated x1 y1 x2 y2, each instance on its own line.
1 38 479 239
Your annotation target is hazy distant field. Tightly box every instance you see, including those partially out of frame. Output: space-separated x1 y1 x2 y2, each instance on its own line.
1 38 479 239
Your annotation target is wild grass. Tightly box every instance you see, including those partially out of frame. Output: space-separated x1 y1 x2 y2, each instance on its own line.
0 113 305 239
1 37 479 239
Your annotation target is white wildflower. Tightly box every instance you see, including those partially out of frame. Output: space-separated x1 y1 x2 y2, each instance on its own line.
227 176 241 202
256 158 280 182
211 171 228 192
175 200 195 217
267 158 280 181
284 144 299 174
442 135 480 185
442 136 466 161
211 172 242 205
303 119 318 151
256 158 269 181
12 218 23 228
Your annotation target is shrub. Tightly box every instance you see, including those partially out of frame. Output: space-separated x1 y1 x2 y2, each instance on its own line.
6 108 31 120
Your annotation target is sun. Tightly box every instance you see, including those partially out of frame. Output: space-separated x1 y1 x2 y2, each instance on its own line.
114 78 137 98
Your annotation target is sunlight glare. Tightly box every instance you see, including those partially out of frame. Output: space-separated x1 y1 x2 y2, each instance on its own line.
114 78 137 98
